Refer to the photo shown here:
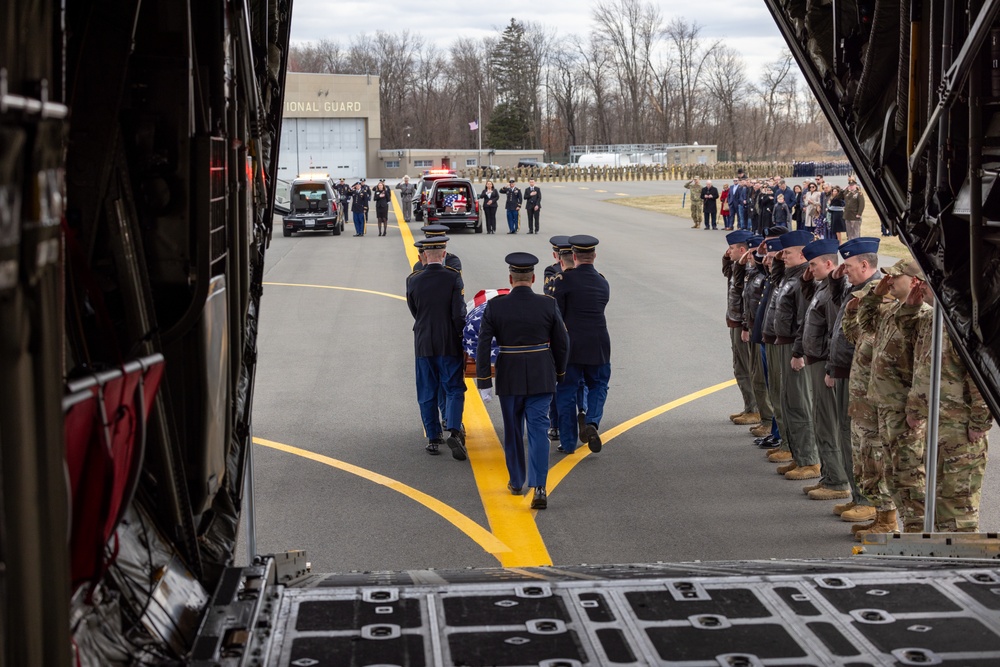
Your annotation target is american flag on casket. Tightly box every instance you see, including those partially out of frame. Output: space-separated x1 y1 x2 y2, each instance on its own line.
444 193 467 211
463 288 510 374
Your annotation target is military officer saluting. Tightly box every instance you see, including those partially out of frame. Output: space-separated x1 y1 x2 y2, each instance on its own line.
499 178 523 234
476 252 569 509
405 236 468 460
552 234 611 454
412 224 462 273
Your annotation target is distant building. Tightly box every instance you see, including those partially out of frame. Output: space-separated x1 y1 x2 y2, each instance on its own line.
279 72 544 181
279 72 381 181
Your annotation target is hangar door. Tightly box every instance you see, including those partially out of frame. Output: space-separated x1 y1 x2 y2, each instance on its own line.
277 118 366 181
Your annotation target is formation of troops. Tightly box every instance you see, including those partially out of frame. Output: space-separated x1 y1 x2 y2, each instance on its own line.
723 226 993 539
405 226 611 510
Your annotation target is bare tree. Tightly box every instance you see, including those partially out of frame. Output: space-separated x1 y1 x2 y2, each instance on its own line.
576 33 615 145
664 18 719 144
704 46 747 159
754 50 796 159
591 0 663 143
548 38 584 153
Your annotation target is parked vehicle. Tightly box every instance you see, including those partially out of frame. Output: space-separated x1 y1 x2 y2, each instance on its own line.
281 174 343 237
413 169 457 222
421 177 482 233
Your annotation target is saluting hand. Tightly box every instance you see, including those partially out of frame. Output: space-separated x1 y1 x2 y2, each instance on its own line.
846 297 860 313
832 264 848 279
874 275 893 296
802 267 814 282
905 280 926 307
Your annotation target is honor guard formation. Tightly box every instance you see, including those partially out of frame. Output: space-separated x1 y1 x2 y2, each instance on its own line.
406 230 611 510
724 227 992 539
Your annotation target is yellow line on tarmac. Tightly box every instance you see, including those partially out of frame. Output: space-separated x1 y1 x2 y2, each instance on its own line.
462 379 553 566
546 380 738 493
254 437 511 560
392 191 420 268
263 282 406 302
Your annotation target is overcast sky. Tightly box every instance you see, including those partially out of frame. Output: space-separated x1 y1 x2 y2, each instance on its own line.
290 0 790 75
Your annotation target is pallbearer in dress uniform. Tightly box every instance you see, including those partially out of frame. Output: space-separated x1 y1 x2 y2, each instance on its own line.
412 224 463 273
406 236 468 460
552 235 612 454
544 235 573 441
476 253 569 509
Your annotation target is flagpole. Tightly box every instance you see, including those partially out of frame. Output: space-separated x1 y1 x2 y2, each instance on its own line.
478 92 482 174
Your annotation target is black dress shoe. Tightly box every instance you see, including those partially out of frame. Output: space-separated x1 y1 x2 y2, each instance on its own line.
426 439 443 455
582 423 602 453
507 482 524 495
556 445 572 454
531 487 547 509
547 427 559 440
446 434 468 461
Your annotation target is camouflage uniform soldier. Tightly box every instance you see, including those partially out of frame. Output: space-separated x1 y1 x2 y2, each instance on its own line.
907 285 993 531
858 259 930 535
684 178 703 228
828 238 881 526
724 230 759 426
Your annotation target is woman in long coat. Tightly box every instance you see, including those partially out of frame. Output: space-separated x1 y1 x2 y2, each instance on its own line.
372 180 391 236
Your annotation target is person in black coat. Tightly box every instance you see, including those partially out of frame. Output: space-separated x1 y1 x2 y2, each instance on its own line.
406 236 467 459
350 183 369 236
476 252 569 509
524 179 542 234
700 180 720 230
372 180 391 236
551 235 611 455
478 180 500 234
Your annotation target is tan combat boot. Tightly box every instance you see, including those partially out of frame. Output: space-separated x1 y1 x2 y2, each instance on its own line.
749 424 771 437
833 500 856 516
768 450 793 463
729 411 746 422
802 482 824 495
808 486 851 500
850 519 876 535
854 509 899 542
733 412 761 425
841 505 876 522
785 464 821 480
776 461 798 475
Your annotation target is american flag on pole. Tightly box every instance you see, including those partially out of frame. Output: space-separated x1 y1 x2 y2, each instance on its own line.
444 193 467 211
469 120 478 131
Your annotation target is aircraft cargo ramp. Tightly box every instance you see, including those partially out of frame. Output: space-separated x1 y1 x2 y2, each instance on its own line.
191 541 1000 666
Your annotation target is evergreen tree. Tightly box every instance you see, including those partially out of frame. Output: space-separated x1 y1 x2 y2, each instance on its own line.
486 19 532 149
488 102 530 149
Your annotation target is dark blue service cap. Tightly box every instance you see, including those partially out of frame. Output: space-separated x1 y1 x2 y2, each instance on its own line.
747 235 764 248
421 224 450 237
506 252 539 273
413 239 425 249
421 235 450 249
839 236 880 259
780 229 814 249
568 234 599 251
765 238 785 253
549 234 571 251
764 225 789 237
725 230 754 245
802 238 840 261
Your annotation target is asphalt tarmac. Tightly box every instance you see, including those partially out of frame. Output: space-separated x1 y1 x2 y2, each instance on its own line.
241 178 1000 572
